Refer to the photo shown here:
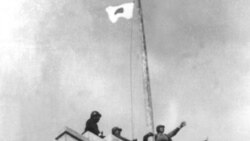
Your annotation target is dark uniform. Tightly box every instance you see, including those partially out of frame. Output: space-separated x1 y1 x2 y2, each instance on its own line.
83 111 102 137
155 127 181 141
143 122 186 141
84 117 100 135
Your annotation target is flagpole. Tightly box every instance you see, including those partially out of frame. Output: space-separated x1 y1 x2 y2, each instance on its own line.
137 0 155 134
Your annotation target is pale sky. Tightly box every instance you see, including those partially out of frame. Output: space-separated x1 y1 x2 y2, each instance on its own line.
1 0 250 141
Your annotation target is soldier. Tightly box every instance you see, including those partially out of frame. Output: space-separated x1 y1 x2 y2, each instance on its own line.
112 127 137 141
143 121 186 141
82 111 104 138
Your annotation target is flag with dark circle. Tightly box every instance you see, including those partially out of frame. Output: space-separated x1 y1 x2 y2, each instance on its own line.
106 2 134 23
114 7 124 15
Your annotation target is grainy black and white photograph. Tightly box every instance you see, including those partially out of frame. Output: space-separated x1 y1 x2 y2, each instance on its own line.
0 0 250 141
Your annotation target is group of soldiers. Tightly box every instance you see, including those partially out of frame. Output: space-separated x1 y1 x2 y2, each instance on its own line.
82 111 186 141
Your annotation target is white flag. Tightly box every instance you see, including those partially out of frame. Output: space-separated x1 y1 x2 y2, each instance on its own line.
106 2 134 23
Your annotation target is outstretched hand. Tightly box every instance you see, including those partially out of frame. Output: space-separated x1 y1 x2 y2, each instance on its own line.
179 121 186 128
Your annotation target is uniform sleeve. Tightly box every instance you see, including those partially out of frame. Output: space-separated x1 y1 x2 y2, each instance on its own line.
117 136 131 141
166 127 180 138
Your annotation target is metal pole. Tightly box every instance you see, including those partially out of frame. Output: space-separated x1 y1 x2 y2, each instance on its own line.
137 0 155 134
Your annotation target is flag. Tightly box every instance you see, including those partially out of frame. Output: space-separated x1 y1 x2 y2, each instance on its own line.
105 2 134 23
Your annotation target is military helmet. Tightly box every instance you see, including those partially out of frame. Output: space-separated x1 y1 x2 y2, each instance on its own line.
156 125 165 133
112 126 122 134
91 111 101 118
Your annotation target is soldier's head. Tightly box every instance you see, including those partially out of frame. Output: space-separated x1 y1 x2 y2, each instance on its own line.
112 127 122 136
156 125 165 133
90 111 101 122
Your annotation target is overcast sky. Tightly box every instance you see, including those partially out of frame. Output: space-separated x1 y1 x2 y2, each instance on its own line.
1 0 250 141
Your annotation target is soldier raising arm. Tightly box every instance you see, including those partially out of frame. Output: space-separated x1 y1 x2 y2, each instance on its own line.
143 121 186 141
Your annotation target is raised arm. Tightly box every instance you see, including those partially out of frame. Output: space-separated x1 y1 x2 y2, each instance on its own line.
166 121 186 138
